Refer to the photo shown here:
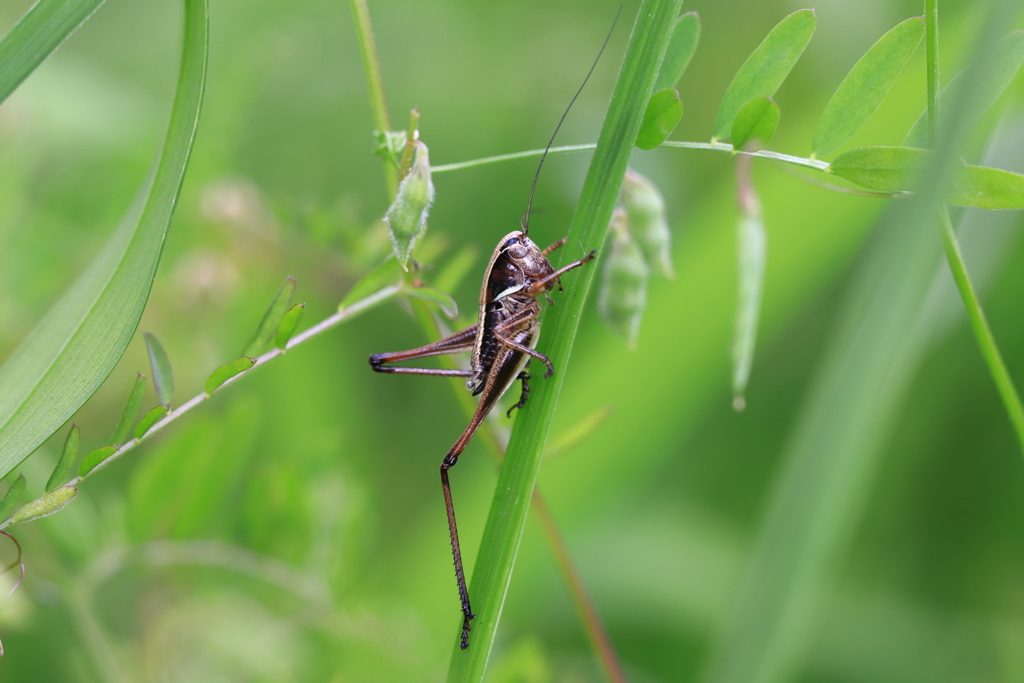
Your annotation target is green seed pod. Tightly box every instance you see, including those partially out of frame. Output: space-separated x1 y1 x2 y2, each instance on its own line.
598 208 649 350
621 169 674 278
9 485 77 525
385 140 435 270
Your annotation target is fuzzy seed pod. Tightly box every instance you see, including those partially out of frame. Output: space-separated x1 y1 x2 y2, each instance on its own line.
10 485 77 525
598 208 649 350
621 169 674 278
385 140 435 270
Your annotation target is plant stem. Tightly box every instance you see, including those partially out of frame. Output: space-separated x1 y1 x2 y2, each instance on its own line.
938 207 1024 452
349 0 397 199
447 0 683 678
925 0 940 148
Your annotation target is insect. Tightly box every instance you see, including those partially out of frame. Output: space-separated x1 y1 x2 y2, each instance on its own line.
368 16 616 650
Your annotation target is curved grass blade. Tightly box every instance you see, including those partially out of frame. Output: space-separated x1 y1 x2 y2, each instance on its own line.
0 0 106 106
731 97 779 152
47 424 80 492
135 406 168 440
0 0 208 481
79 445 117 477
811 17 924 157
243 276 296 357
205 357 257 394
275 303 306 349
713 9 815 142
653 11 700 92
144 333 175 409
446 0 684 678
904 30 1024 147
0 475 26 524
110 373 147 445
636 87 683 150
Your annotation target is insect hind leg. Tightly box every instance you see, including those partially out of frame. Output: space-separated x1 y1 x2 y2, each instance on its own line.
506 371 532 418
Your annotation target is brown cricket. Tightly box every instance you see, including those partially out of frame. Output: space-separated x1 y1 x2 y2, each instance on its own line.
368 15 616 650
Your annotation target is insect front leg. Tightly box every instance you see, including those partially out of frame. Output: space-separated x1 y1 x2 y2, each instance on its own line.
525 249 597 298
505 371 531 418
369 324 477 377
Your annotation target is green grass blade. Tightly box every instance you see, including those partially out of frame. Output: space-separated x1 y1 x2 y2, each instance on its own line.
444 0 683 678
0 0 106 106
0 0 208 481
110 373 147 446
904 30 1024 147
144 333 176 409
243 276 296 357
712 9 815 142
811 17 924 157
653 11 700 92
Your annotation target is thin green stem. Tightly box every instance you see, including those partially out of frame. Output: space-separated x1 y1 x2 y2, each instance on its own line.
430 140 831 174
938 207 1024 452
925 0 940 148
349 0 397 199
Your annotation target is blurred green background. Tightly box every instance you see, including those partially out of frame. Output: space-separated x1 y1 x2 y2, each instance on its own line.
1 0 1024 680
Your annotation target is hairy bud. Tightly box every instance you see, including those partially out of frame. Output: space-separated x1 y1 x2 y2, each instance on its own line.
621 169 674 278
385 140 435 270
10 485 77 525
598 209 649 349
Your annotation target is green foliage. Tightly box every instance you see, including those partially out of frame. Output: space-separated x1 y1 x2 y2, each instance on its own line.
636 87 684 150
0 0 208 481
731 96 779 151
812 16 924 157
243 276 296 357
713 9 816 141
275 303 306 349
205 357 257 394
386 141 435 269
78 445 117 477
950 164 1024 209
598 210 648 348
134 405 168 440
110 373 147 445
144 332 175 408
46 425 80 492
829 145 929 190
0 475 26 524
731 192 766 410
9 485 77 525
653 11 700 92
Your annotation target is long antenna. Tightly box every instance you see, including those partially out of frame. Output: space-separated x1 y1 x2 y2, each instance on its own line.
522 6 622 236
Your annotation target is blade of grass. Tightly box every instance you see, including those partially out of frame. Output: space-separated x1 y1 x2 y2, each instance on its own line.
446 0 684 678
0 0 208 479
702 2 1019 681
0 0 106 106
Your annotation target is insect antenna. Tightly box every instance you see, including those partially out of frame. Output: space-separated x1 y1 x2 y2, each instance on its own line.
522 5 622 237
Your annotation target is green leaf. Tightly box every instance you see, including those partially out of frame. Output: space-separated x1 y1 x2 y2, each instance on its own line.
243 276 296 357
713 9 816 141
405 287 458 320
338 257 404 317
134 406 168 440
0 0 106 106
275 304 306 350
905 30 1024 147
635 87 683 150
948 165 1024 209
828 146 930 191
79 445 117 477
0 0 208 481
144 332 175 408
47 424 80 492
653 11 701 91
110 373 147 446
447 0 684 677
205 357 257 394
811 17 924 157
0 475 26 524
731 97 780 151
9 485 77 524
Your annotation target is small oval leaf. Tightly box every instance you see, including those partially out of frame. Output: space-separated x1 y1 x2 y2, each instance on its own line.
905 30 1024 147
134 405 168 440
46 424 80 492
144 332 175 408
243 276 296 357
731 97 780 152
713 9 816 141
110 373 147 446
10 485 77 524
636 88 683 150
828 146 931 191
812 17 924 157
948 165 1024 210
205 356 257 394
653 12 701 91
0 474 27 524
79 445 118 477
405 287 459 320
275 303 306 350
